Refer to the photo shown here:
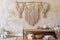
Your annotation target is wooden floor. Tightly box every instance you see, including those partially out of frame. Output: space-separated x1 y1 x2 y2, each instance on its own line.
0 37 17 40
0 37 58 40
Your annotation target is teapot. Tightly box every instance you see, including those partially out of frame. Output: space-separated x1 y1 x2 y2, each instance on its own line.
43 24 49 29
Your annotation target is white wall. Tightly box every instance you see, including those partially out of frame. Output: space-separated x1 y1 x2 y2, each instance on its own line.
0 0 60 35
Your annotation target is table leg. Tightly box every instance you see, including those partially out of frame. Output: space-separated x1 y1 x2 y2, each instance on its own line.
23 29 24 40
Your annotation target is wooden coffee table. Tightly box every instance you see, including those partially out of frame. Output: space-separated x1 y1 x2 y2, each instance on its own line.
23 29 57 40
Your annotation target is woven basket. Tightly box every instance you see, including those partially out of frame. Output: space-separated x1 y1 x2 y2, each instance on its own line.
35 35 43 39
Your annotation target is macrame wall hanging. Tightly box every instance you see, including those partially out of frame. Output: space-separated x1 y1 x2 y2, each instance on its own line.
16 2 25 18
16 2 49 26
